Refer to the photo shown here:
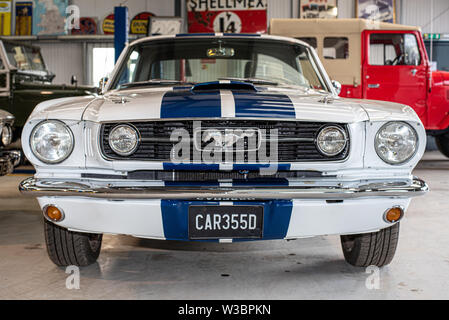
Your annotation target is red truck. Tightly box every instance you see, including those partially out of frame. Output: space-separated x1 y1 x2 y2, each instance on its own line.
270 18 449 156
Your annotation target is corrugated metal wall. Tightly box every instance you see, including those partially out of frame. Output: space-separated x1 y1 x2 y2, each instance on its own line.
37 42 84 85
72 0 175 19
399 0 449 33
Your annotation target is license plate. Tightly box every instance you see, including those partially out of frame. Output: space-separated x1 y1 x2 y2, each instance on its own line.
188 206 263 239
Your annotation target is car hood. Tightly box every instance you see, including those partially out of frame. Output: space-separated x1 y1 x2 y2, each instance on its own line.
84 86 369 123
28 86 421 124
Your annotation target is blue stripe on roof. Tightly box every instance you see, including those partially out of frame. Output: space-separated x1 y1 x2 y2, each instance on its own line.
175 33 261 37
233 92 295 118
176 33 216 37
160 89 221 118
223 33 261 37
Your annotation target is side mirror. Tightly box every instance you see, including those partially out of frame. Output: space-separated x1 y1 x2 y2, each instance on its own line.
71 75 78 86
332 80 342 95
99 77 109 94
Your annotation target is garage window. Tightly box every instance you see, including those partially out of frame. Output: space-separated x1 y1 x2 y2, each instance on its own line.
92 47 115 86
369 33 421 66
323 37 349 59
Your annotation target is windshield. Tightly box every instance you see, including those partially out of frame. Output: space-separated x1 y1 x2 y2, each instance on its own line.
111 38 329 91
3 42 46 72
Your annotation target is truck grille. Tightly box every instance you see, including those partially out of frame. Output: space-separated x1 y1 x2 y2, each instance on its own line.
100 120 349 162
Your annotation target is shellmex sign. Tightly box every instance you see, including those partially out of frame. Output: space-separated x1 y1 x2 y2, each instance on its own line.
187 0 267 34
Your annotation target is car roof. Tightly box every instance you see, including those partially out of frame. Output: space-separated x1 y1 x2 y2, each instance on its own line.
128 33 312 50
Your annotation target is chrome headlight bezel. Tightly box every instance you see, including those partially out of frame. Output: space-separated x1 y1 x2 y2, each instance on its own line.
108 124 140 156
30 120 75 164
316 125 348 157
1 124 12 146
375 121 418 165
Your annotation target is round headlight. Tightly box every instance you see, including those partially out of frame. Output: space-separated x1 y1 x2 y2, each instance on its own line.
108 124 139 156
30 120 74 164
375 122 418 165
316 126 347 156
1 125 12 146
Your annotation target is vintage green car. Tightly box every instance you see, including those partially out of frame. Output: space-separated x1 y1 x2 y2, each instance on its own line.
0 39 97 141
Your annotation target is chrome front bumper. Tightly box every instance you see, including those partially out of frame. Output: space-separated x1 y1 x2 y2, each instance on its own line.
19 177 428 200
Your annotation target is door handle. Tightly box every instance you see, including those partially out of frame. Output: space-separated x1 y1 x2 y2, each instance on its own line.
411 69 417 76
368 84 380 88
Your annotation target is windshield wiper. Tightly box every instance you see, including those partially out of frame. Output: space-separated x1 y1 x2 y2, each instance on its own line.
119 79 192 89
218 77 278 85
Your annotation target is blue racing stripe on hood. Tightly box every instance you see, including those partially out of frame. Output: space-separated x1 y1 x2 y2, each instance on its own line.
233 92 295 118
160 89 221 118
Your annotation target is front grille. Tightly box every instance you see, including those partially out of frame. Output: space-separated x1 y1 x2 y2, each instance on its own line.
100 120 350 162
82 170 326 180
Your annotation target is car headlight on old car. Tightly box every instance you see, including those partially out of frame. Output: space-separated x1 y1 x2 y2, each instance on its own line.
108 124 140 156
1 125 12 146
30 120 74 164
375 122 418 165
316 126 347 156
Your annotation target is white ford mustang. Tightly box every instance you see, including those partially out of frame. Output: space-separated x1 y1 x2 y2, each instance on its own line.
19 34 428 268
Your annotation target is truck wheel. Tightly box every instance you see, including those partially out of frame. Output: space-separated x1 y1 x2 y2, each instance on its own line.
340 223 399 267
436 134 449 157
44 219 102 267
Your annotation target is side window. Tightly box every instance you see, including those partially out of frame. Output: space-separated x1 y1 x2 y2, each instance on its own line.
117 50 140 85
323 37 349 59
297 50 325 90
254 53 300 85
404 34 421 65
369 33 421 66
296 37 317 49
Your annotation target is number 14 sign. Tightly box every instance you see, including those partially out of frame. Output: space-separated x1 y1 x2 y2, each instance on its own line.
187 0 267 34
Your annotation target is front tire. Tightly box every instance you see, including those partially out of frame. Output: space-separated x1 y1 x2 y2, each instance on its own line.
340 223 399 267
44 219 102 267
436 134 449 157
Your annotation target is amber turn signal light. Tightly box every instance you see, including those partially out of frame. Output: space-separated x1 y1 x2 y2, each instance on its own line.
44 205 64 222
383 207 404 223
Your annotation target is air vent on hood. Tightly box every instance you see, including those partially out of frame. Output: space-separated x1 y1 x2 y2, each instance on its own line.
191 81 257 92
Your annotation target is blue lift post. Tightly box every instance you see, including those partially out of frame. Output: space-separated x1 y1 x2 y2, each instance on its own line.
114 6 129 63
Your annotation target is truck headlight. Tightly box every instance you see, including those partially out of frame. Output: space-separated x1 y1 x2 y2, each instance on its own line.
316 126 347 156
108 124 140 156
375 122 418 165
30 120 74 164
1 125 12 146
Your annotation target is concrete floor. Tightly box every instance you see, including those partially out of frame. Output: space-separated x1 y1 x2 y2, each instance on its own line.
0 152 448 300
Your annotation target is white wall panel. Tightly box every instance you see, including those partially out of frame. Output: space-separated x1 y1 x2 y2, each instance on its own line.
37 42 84 85
71 0 175 21
400 0 449 33
337 0 355 18
267 0 292 20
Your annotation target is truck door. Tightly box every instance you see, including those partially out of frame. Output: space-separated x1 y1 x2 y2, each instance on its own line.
362 31 428 124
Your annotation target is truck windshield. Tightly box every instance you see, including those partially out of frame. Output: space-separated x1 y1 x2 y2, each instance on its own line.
111 38 329 92
3 42 46 72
